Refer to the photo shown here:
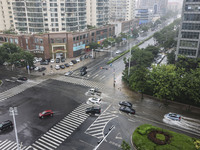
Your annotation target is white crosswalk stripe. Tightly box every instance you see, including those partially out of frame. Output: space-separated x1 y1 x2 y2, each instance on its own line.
31 103 89 150
85 109 118 139
0 79 46 102
0 140 28 150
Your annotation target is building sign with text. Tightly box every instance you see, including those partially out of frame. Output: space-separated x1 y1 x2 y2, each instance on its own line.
73 44 85 51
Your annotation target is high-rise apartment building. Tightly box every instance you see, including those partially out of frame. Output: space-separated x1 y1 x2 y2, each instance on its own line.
109 0 135 22
176 0 200 59
86 0 109 27
0 0 14 31
5 0 87 34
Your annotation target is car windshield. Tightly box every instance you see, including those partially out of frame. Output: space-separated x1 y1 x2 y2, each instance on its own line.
42 111 46 114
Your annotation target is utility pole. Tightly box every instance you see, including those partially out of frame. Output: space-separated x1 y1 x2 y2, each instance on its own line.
9 107 20 150
93 125 115 150
113 66 116 87
128 43 131 76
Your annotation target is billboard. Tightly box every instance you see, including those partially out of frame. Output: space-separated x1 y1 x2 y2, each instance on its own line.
73 44 85 51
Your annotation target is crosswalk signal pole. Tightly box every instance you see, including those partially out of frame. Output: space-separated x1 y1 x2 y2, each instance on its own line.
93 125 115 150
9 107 20 150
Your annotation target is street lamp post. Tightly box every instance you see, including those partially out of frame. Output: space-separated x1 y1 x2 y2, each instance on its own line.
9 107 20 150
128 43 132 76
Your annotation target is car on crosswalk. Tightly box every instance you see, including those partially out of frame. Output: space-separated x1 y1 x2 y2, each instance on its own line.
39 110 54 119
85 107 101 115
88 97 101 105
17 77 28 82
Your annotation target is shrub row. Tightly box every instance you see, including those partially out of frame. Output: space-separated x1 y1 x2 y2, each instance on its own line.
107 36 153 64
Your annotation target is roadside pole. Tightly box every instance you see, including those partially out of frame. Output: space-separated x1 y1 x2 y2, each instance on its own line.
93 125 115 150
9 107 20 150
128 43 132 76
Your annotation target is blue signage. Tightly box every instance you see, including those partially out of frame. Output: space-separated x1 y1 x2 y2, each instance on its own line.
73 44 85 51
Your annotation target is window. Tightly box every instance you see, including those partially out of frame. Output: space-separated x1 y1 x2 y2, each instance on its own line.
25 39 28 44
180 40 198 48
91 32 95 36
76 36 79 40
182 23 200 30
73 37 75 41
178 48 196 56
181 32 199 39
15 39 18 44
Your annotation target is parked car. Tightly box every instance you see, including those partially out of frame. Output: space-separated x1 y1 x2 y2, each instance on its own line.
55 65 60 70
76 58 80 62
71 60 77 64
88 97 101 105
39 110 54 119
38 67 46 72
0 120 13 131
64 71 73 76
17 77 28 82
119 106 135 114
60 65 65 69
88 88 101 95
85 107 101 115
80 66 87 72
50 59 55 63
164 113 181 121
34 67 40 71
119 101 132 107
64 63 70 67
56 58 60 63
69 62 73 66
61 58 65 62
80 70 87 76
40 60 49 65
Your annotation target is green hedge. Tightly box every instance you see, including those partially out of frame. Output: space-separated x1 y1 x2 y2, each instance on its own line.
133 124 198 150
107 36 153 64
0 80 2 85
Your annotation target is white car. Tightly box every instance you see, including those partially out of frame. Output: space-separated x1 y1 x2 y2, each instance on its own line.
76 58 80 62
64 71 73 76
50 59 55 63
69 62 73 66
55 65 60 70
115 50 122 54
88 97 101 105
34 67 40 71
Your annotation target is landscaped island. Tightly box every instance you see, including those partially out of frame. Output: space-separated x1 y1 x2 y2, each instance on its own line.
132 124 199 150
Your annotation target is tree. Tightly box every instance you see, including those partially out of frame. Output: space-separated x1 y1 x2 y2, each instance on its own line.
167 50 175 64
132 29 139 38
88 42 101 50
121 140 131 150
1 43 21 54
145 45 159 57
115 37 122 44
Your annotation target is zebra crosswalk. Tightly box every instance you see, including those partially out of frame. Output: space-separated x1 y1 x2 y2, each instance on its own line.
31 103 89 150
0 79 46 102
53 76 109 92
85 108 118 139
0 139 31 150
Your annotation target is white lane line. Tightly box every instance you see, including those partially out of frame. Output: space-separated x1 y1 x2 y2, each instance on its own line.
64 116 83 123
43 134 62 144
91 122 107 127
99 75 106 80
58 122 75 130
51 128 69 137
94 118 112 123
97 115 117 120
87 129 103 134
56 124 73 133
38 138 57 149
46 132 65 141
2 141 14 150
0 140 10 149
87 125 105 131
64 117 84 124
40 136 59 146
7 143 17 150
32 143 46 150
92 74 99 79
53 126 71 135
92 132 104 136
35 141 53 150
61 120 79 128
49 130 67 139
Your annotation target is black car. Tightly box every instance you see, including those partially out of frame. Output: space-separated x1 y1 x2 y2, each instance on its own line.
119 106 135 114
71 60 77 64
61 58 65 62
80 70 87 76
38 67 46 72
119 101 132 107
80 66 87 72
64 63 70 67
56 58 60 63
17 76 28 81
60 65 65 69
86 107 101 115
0 120 13 131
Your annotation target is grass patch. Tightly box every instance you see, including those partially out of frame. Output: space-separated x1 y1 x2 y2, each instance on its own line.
132 124 198 150
0 80 2 85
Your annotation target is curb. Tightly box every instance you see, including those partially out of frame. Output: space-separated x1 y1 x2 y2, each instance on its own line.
130 134 138 150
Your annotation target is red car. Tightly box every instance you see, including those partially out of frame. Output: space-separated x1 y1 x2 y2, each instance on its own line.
39 110 53 118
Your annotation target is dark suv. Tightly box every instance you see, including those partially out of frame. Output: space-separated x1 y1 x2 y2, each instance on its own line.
0 120 13 131
85 107 101 115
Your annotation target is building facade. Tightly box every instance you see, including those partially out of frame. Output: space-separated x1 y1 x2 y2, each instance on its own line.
4 0 87 34
0 25 115 59
176 0 200 59
86 0 109 27
109 0 135 22
0 0 14 31
135 9 154 24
